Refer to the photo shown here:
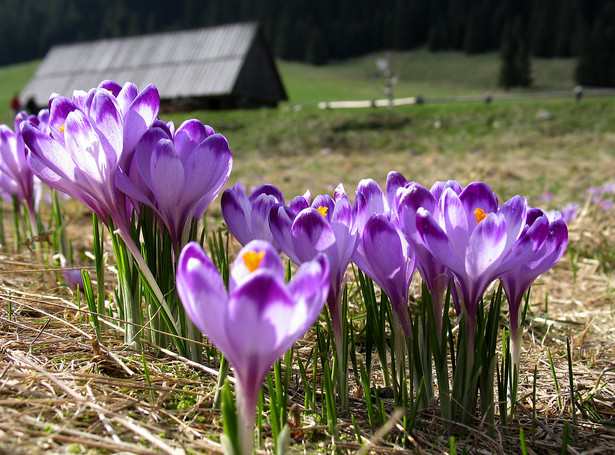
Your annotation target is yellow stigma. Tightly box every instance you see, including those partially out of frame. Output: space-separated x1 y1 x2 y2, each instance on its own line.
474 208 487 224
316 206 328 217
59 124 65 132
243 250 265 273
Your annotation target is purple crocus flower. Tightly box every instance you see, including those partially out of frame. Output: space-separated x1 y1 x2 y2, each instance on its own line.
500 209 568 371
117 119 232 248
0 110 47 232
176 240 329 455
413 182 547 345
53 253 84 292
221 182 285 249
270 184 358 346
21 80 178 334
397 180 462 336
21 80 159 234
352 174 415 340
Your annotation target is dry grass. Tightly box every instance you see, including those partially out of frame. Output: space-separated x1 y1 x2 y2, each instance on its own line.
0 192 613 454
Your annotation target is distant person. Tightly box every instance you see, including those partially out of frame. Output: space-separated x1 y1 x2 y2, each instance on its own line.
26 97 37 115
10 93 20 117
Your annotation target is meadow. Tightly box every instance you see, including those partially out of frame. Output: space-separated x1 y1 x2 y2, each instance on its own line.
0 50 614 454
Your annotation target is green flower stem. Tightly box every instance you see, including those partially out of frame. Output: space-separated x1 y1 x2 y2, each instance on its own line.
116 222 181 336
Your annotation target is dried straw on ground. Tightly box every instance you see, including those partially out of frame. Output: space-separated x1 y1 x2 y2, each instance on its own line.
0 195 613 454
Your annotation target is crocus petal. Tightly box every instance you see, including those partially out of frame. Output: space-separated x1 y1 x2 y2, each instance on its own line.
397 183 437 234
284 254 329 340
440 188 470 265
0 126 18 174
250 194 280 245
361 214 409 307
134 126 171 190
459 182 499 225
290 208 336 262
64 109 109 182
176 242 230 359
417 207 464 275
149 139 185 212
500 215 549 274
498 195 528 253
122 84 160 156
430 180 462 201
224 273 294 376
114 82 138 115
99 80 123 98
221 184 253 246
465 212 507 280
331 191 354 228
22 122 76 183
249 184 285 205
354 178 387 233
87 89 123 163
174 119 215 162
288 190 311 214
48 96 78 145
270 204 301 264
115 166 153 209
182 134 232 210
311 194 335 220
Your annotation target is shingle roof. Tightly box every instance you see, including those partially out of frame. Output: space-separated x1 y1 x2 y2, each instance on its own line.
21 22 286 106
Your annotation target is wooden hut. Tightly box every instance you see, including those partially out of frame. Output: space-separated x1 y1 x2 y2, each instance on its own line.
21 22 288 111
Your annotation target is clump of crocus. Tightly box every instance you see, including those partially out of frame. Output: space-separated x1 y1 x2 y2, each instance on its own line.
176 240 329 455
404 181 551 425
411 182 546 344
21 80 175 347
221 182 285 249
21 80 159 236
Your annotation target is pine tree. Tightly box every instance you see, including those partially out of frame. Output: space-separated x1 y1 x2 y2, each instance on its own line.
575 0 615 87
498 16 531 89
513 17 532 87
305 27 328 65
498 21 517 89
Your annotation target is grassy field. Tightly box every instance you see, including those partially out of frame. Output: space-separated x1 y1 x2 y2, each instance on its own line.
280 49 578 105
0 49 579 123
162 97 615 220
3 51 607 209
0 51 614 454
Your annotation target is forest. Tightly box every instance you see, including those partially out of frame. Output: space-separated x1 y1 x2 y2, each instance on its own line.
1 0 614 86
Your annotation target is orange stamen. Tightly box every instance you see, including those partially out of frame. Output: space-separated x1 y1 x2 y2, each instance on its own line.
316 206 328 217
243 250 265 273
474 208 487 224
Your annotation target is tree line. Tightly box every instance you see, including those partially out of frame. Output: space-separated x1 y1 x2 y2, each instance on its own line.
1 0 614 87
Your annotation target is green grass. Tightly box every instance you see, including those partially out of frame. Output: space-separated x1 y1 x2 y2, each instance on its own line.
0 50 609 208
278 49 578 106
0 49 579 123
0 60 40 125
